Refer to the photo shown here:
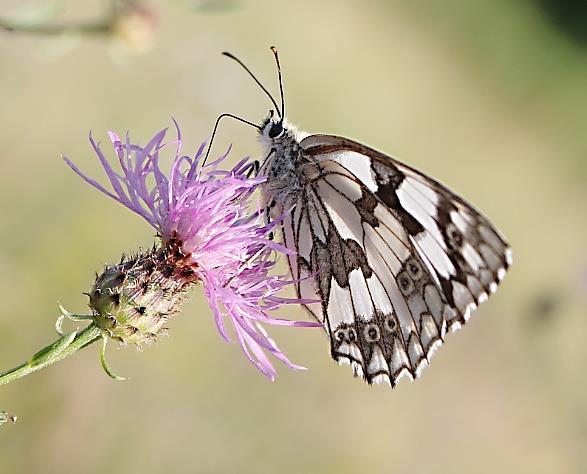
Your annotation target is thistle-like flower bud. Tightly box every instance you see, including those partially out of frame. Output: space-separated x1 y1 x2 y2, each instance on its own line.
90 237 197 346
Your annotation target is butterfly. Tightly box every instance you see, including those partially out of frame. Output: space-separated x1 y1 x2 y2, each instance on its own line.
211 47 512 387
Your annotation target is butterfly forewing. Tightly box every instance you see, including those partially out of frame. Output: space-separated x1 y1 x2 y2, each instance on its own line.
281 134 512 386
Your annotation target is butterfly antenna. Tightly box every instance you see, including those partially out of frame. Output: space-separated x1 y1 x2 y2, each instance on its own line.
222 51 281 119
202 112 260 167
270 46 285 121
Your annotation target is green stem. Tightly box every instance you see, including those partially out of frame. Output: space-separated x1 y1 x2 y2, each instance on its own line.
0 324 102 386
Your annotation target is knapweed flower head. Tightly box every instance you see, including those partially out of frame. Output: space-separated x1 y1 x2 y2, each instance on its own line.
63 121 319 380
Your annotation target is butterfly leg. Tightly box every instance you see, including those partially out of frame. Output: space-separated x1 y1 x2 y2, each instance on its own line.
265 198 277 240
247 160 260 178
258 148 276 176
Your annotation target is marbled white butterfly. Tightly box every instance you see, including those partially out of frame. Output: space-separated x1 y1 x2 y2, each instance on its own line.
214 47 512 387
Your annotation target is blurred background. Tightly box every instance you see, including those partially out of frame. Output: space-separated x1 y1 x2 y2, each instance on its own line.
0 1 586 473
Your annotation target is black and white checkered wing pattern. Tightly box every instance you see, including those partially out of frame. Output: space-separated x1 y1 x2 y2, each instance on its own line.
283 134 511 387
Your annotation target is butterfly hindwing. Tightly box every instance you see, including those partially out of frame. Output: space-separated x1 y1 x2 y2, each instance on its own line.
281 134 512 386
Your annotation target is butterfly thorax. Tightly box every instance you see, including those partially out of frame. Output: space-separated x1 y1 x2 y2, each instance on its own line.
258 118 312 208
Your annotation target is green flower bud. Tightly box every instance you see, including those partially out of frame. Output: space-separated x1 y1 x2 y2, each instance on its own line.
89 240 197 346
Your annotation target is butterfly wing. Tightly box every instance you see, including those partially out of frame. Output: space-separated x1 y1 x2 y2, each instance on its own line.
280 134 511 387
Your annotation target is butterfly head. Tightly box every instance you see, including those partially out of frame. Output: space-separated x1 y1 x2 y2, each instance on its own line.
259 110 287 141
259 111 285 139
258 113 308 153
258 112 288 155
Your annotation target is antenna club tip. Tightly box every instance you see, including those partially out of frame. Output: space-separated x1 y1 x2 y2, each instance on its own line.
270 46 278 53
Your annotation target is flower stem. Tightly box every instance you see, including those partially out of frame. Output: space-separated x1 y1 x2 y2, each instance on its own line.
0 324 102 386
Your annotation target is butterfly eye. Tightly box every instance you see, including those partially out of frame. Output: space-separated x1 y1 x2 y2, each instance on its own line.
268 122 284 138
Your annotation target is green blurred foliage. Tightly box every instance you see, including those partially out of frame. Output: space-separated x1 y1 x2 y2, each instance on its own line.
0 1 586 473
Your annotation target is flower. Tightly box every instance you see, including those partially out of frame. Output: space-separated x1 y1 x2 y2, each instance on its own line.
63 120 320 380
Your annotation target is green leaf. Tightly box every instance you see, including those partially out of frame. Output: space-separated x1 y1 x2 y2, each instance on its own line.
28 330 77 368
99 336 128 381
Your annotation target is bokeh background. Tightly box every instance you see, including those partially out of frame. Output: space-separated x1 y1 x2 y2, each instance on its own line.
1 1 586 473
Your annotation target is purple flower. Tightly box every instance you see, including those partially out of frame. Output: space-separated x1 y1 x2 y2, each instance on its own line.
63 121 320 380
